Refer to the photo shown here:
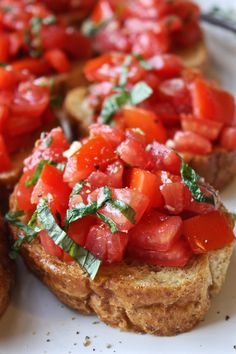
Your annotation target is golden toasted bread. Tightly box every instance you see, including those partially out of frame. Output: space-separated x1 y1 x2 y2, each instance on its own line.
175 39 208 70
0 218 14 317
9 190 235 335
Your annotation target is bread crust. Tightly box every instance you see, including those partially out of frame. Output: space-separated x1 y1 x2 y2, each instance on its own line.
0 218 14 317
174 39 208 70
9 191 235 335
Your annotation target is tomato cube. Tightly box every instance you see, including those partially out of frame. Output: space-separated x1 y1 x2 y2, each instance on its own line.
181 114 223 141
0 135 11 173
220 127 236 150
173 131 212 154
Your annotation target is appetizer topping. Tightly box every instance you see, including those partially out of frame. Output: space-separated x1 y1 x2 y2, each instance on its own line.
7 126 235 279
83 0 202 58
84 52 236 155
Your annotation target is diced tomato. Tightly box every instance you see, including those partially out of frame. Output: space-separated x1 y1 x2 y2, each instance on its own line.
127 168 164 208
41 25 68 51
0 135 11 173
149 142 181 175
11 81 50 119
191 79 235 124
117 137 154 170
220 127 236 150
0 35 10 61
160 181 189 214
0 67 17 90
15 170 36 212
0 105 9 133
11 58 51 77
183 211 235 253
5 113 42 137
181 114 223 141
173 131 212 154
24 128 69 172
84 53 144 84
105 160 124 188
67 216 96 247
128 238 192 267
85 223 128 264
64 136 116 184
95 25 130 53
129 210 183 252
31 164 71 214
89 187 149 232
44 49 71 73
89 123 125 148
132 29 170 58
91 0 114 23
39 230 64 258
122 106 167 144
148 54 183 78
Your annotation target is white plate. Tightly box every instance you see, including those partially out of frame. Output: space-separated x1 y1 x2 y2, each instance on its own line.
1 1 236 353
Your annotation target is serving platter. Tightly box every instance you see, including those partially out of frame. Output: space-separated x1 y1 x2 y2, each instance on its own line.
0 0 236 353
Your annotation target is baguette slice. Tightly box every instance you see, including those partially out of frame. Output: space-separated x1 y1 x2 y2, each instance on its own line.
0 218 14 317
64 87 236 190
174 39 208 70
9 190 235 335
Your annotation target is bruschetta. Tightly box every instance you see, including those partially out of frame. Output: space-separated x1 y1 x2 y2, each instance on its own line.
82 0 207 68
64 52 236 190
0 217 14 317
7 126 235 336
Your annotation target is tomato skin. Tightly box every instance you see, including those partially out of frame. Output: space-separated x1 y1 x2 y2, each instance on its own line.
220 127 236 150
0 67 17 90
129 210 183 252
31 164 71 214
0 134 11 172
0 35 10 61
127 168 164 208
173 131 212 155
149 142 181 175
89 123 125 148
128 238 192 267
44 49 71 73
183 211 235 253
0 105 9 133
88 187 149 232
84 53 144 84
68 216 96 247
117 137 154 170
11 58 51 77
161 182 188 215
192 79 235 124
16 170 35 212
132 29 170 58
24 128 69 172
181 114 223 141
85 223 128 265
122 106 167 144
148 54 183 78
63 136 117 185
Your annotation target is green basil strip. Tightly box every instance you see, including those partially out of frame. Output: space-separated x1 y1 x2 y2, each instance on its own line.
130 81 153 105
25 160 64 188
6 210 40 259
70 181 85 198
101 91 130 124
96 212 118 234
97 186 112 208
133 54 152 70
107 199 136 224
82 18 111 36
181 160 215 205
37 199 101 279
119 55 132 88
66 202 98 225
42 15 57 25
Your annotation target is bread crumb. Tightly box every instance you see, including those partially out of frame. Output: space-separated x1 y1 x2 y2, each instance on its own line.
106 344 112 349
83 336 91 347
225 315 230 321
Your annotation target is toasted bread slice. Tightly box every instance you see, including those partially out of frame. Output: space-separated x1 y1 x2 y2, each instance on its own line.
9 190 235 335
0 218 14 317
174 39 208 70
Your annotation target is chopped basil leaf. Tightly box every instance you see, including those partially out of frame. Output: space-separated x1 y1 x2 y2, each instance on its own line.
6 210 40 259
101 91 130 124
97 186 112 208
1 5 13 12
23 28 31 47
82 19 111 36
41 136 53 148
181 160 215 205
25 160 65 188
0 61 7 67
119 55 132 88
70 181 85 198
107 199 136 224
66 202 98 225
130 81 153 105
134 54 152 70
37 199 101 279
42 15 57 25
96 212 118 233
